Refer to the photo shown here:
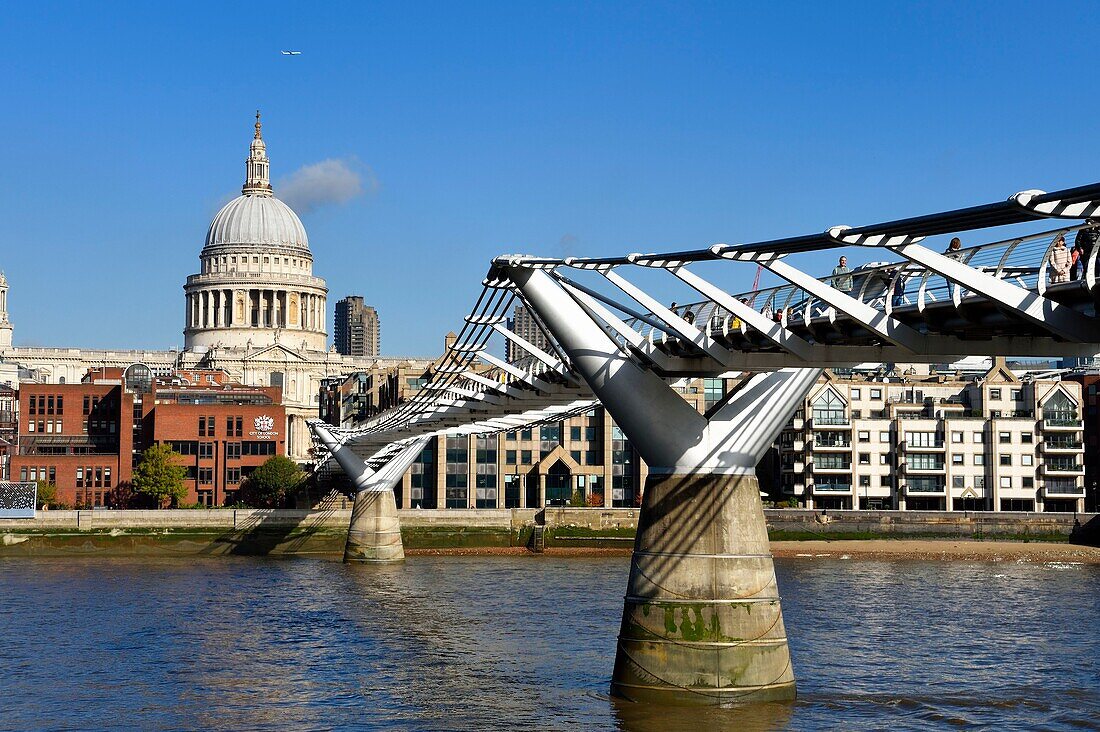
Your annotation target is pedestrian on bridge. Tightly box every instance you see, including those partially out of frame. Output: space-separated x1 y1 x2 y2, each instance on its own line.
1071 240 1084 280
1049 234 1071 283
1073 228 1096 280
831 256 853 293
945 237 963 260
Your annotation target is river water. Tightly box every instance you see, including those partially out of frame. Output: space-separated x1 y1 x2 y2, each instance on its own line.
1 555 1097 731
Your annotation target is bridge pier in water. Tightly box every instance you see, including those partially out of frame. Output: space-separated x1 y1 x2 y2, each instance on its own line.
310 422 427 563
505 265 820 706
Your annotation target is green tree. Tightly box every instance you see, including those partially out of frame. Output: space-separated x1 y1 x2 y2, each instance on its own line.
132 443 188 508
34 481 59 510
239 455 304 508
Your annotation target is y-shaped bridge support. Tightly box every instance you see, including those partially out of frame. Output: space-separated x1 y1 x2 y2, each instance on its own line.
311 422 429 563
504 265 820 706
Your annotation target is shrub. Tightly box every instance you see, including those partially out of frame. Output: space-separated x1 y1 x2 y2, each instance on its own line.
238 455 305 508
132 444 188 508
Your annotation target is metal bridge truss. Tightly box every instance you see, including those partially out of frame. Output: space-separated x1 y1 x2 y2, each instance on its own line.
315 181 1100 467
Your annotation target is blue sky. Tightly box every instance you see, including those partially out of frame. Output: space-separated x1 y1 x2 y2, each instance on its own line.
1 2 1097 355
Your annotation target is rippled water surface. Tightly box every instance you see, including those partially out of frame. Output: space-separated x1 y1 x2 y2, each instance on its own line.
1 555 1097 731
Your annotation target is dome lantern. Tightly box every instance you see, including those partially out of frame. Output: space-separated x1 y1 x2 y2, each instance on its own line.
243 110 273 196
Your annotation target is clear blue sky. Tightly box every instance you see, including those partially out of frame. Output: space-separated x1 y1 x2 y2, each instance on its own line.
1 2 1096 356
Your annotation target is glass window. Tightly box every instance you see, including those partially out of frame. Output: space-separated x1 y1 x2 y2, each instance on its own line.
1020 432 1033 444
974 455 984 466
879 432 889 442
999 455 1011 466
858 431 870 442
1021 454 1033 466
851 388 861 399
858 453 871 465
870 388 882 400
951 431 963 443
998 432 1011 444
990 388 1002 400
812 390 847 425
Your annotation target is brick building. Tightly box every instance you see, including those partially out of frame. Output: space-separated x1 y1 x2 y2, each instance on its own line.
10 368 285 507
147 374 285 506
11 380 134 507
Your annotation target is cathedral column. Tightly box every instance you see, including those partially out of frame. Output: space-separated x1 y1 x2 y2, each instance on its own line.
250 289 257 326
204 291 213 328
214 291 223 327
270 289 277 329
226 289 234 326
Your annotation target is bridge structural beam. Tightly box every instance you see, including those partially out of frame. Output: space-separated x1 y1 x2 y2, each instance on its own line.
503 264 820 706
311 421 428 564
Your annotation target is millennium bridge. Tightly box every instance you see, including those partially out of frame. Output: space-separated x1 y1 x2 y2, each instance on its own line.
310 182 1100 706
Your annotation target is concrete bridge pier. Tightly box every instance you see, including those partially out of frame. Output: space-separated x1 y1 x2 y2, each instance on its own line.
505 265 820 706
310 422 428 563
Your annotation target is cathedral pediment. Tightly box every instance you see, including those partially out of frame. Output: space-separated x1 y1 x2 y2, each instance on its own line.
241 343 312 362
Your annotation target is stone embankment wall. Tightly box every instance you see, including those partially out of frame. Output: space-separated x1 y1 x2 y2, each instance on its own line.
0 508 1091 556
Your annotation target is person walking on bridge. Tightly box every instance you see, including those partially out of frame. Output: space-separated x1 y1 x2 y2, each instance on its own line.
945 237 963 260
831 256 853 293
1050 234 1071 283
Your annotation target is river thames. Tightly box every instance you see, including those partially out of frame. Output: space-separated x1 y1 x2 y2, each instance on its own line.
1 555 1097 731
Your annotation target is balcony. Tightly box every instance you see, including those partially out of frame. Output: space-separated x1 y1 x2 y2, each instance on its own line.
810 458 852 473
811 415 851 430
1043 483 1084 497
1041 461 1085 476
1040 440 1083 454
898 440 945 452
904 482 947 495
812 439 852 451
899 461 946 474
811 481 852 494
780 461 806 473
1042 415 1082 431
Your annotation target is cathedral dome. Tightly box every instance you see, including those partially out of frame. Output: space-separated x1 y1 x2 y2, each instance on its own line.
202 111 309 254
204 194 309 252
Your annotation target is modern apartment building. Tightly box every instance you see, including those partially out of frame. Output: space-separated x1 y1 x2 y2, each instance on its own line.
1065 371 1099 511
778 361 1086 513
333 296 380 358
322 359 1087 514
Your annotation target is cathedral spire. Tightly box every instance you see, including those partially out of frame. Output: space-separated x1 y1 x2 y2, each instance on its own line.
243 110 273 196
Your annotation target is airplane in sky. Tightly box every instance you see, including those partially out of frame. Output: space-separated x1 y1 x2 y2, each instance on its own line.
280 50 302 55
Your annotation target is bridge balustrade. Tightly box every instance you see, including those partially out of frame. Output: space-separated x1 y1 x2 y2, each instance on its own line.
626 223 1096 351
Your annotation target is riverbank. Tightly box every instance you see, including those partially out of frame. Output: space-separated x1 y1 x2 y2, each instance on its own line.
1 507 1096 557
404 540 1100 563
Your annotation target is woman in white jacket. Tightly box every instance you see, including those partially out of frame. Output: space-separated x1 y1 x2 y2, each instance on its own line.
1049 234 1072 283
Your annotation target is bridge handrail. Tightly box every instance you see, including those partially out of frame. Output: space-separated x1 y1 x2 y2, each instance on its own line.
620 223 1094 342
